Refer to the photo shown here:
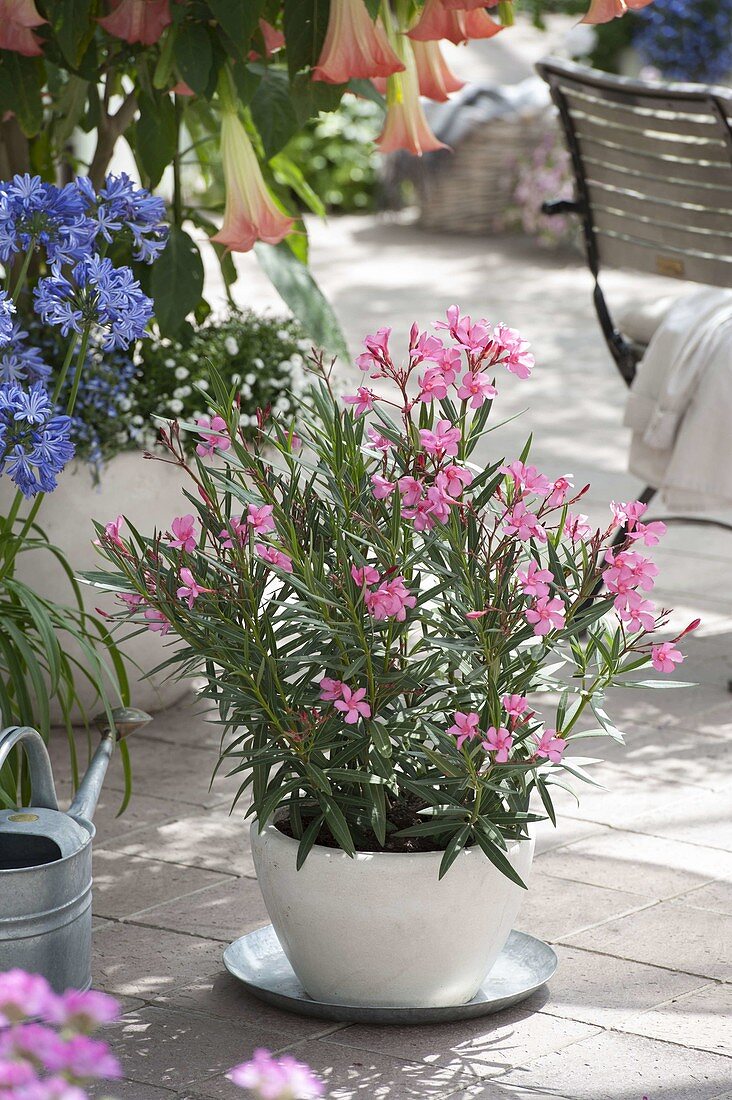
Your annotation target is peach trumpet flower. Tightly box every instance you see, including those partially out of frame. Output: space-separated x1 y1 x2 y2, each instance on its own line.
581 0 654 23
411 40 464 102
98 0 172 45
312 0 404 84
0 0 46 57
211 111 294 253
377 37 447 156
408 0 503 44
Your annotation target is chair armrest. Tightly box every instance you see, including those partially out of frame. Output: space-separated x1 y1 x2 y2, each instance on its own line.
541 199 583 217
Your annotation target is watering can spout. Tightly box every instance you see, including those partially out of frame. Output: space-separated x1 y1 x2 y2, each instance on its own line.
68 707 152 825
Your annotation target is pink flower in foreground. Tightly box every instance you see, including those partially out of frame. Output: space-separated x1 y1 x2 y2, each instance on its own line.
312 0 403 83
517 560 553 598
605 549 658 594
364 575 416 621
357 326 393 373
398 476 424 507
144 608 171 635
377 38 447 156
546 475 573 508
651 642 684 674
104 515 125 547
615 591 656 633
525 596 566 636
419 418 461 457
247 503 275 537
319 677 345 702
627 519 667 547
211 111 293 252
564 512 592 542
218 516 247 548
447 710 481 749
255 544 294 573
534 728 566 763
44 1034 122 1080
343 387 375 418
0 970 54 1025
176 567 208 609
228 1048 324 1099
195 415 231 457
168 514 197 552
351 563 380 587
610 499 647 530
46 989 120 1032
466 609 489 620
409 327 445 366
411 38 464 101
418 365 450 402
503 502 547 543
435 305 491 352
482 725 513 763
456 370 497 408
366 425 392 451
334 685 372 724
372 474 396 500
118 592 144 610
501 461 552 497
581 0 654 24
502 694 528 720
98 0 171 45
0 0 46 56
493 323 534 379
442 464 473 497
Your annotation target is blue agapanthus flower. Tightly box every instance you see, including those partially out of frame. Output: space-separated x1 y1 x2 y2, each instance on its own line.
0 175 96 265
33 254 154 351
76 172 168 264
0 290 14 346
634 0 732 83
0 321 51 385
0 381 74 497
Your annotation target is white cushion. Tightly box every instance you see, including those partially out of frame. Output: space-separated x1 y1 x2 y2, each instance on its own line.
616 294 681 346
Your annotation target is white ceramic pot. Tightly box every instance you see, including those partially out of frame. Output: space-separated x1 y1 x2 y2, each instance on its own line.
251 821 535 1008
0 451 192 720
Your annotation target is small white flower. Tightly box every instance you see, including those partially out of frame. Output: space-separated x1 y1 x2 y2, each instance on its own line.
175 366 189 380
167 399 184 414
244 372 256 386
279 360 291 371
290 353 303 367
276 329 289 340
224 336 239 356
197 379 209 391
118 397 132 412
253 357 264 369
165 357 176 368
173 386 191 399
298 338 310 352
240 413 252 427
240 384 252 399
131 415 144 426
231 373 241 386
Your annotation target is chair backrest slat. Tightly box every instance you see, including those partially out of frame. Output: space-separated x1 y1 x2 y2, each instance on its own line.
536 58 732 287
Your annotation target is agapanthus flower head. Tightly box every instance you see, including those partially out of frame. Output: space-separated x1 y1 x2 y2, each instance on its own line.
0 291 15 346
0 320 51 384
77 173 168 263
0 381 74 497
33 254 154 350
0 0 47 56
0 175 95 265
228 1048 324 1098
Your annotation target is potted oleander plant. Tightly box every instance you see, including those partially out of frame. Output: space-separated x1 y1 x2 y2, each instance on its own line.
90 308 695 1009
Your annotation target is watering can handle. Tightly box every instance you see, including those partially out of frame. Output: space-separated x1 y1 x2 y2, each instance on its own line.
0 726 59 811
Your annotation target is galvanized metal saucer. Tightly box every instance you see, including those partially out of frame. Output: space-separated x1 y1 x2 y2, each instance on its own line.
223 925 557 1025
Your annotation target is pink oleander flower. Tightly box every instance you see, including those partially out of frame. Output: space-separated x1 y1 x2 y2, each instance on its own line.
398 476 424 507
627 519 667 547
418 365 451 402
502 694 528 719
615 590 656 633
356 326 393 374
118 592 144 610
334 685 372 724
604 549 658 595
144 608 171 635
176 567 208 609
419 419 461 457
581 0 654 24
448 710 481 749
99 0 171 45
366 425 392 451
0 970 55 1026
409 327 445 366
104 515 125 547
433 345 462 382
0 0 46 56
364 575 416 621
517 560 553 598
377 37 447 156
168 514 197 552
493 323 534 379
501 461 552 497
610 499 648 530
43 1034 122 1081
228 1049 324 1099
319 677 345 701
45 989 120 1033
343 387 375 417
651 641 684 673
0 1061 37 1088
546 475 573 508
525 596 566 636
435 305 491 352
312 0 403 83
195 414 231 457
466 609 489 620
211 111 294 253
351 563 380 587
247 503 276 537
482 725 513 762
456 370 497 408
564 512 592 542
255 544 294 573
534 728 566 763
503 502 547 543
372 474 396 500
442 464 473 497
218 515 247 548
411 39 464 101
0 1022 65 1068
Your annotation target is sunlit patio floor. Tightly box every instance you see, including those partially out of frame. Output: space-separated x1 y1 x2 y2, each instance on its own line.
74 214 732 1099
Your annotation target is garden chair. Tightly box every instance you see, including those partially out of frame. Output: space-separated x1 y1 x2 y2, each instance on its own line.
535 57 732 535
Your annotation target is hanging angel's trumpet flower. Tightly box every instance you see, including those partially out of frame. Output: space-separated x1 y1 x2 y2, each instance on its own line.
211 111 294 253
312 0 404 83
377 36 447 156
98 0 172 45
581 0 654 22
408 0 503 45
0 0 46 56
411 40 464 102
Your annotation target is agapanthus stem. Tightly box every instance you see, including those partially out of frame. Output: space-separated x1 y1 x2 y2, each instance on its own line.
10 246 34 302
64 327 91 416
50 333 79 406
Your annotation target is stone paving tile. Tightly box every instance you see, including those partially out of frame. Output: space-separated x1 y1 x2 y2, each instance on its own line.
676 881 732 916
624 785 732 852
102 734 243 809
565 901 732 982
126 876 270 942
546 765 713 830
85 789 183 844
515 872 649 942
104 804 255 876
619 980 731 1058
517 946 706 1029
535 829 732 901
324 1009 598 1081
89 1080 176 1098
531 816 608 856
461 1031 732 1099
92 922 225 999
93 850 230 921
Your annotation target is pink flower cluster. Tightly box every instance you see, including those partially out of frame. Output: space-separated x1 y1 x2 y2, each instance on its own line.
0 970 121 1100
447 711 514 762
319 678 372 724
374 464 473 533
447 704 566 765
228 1047 323 1099
351 566 416 621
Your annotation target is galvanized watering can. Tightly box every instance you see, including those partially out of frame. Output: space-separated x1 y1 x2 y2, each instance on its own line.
0 708 151 991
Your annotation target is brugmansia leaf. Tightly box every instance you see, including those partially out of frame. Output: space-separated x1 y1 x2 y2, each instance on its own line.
150 226 204 335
